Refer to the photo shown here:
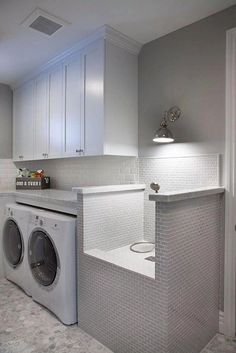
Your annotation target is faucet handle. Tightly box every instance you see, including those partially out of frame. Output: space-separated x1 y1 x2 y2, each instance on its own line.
150 182 160 193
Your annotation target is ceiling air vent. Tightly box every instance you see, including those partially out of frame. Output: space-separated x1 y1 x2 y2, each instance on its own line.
29 16 62 35
21 8 69 36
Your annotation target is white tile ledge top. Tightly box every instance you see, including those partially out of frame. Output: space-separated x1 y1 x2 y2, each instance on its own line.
14 189 77 202
149 186 225 202
72 184 146 195
0 190 15 197
0 189 77 205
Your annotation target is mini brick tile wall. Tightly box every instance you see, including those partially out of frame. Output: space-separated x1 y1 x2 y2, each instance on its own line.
16 154 219 197
0 159 16 190
16 153 224 314
83 191 144 251
139 154 220 243
16 156 138 190
77 195 168 353
77 192 223 353
155 194 223 353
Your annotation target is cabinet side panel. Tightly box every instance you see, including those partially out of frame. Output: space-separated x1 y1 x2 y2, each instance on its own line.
0 85 12 159
13 81 34 161
13 87 21 161
104 42 138 156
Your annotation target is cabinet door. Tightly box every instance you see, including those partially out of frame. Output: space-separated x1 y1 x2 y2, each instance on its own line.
13 81 34 161
34 74 48 160
48 65 63 159
82 40 104 155
64 55 84 157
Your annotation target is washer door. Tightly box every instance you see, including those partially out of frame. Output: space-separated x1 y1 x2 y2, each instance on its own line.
29 230 58 287
3 219 23 267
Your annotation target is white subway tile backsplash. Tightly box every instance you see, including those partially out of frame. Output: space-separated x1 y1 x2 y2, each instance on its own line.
17 156 139 190
0 159 17 190
83 191 144 252
139 155 220 242
16 154 219 196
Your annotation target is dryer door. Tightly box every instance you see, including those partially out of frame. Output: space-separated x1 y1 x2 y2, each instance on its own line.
28 230 58 286
3 219 24 267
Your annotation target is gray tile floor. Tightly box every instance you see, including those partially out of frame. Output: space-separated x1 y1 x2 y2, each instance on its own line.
0 278 235 353
0 279 112 353
202 335 236 353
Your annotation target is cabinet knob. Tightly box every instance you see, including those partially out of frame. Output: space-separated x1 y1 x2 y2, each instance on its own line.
76 149 84 153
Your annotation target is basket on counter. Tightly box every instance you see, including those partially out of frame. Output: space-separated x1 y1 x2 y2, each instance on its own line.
16 177 50 190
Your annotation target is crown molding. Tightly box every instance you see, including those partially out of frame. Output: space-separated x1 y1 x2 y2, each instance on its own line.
12 25 142 89
103 25 142 55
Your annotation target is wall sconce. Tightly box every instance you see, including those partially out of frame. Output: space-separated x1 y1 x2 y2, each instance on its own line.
153 106 182 143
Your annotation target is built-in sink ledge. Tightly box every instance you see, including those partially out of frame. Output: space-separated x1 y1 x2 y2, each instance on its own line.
73 184 146 195
149 186 225 203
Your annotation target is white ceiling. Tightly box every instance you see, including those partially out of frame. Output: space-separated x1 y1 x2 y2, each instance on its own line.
1 0 236 86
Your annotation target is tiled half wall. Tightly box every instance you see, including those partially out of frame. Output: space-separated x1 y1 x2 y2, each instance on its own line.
78 192 223 353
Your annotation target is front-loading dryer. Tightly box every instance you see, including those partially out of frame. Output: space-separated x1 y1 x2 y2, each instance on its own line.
28 209 77 325
2 203 32 296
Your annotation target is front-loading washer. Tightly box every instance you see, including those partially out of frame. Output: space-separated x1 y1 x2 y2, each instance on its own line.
2 203 32 296
28 208 77 325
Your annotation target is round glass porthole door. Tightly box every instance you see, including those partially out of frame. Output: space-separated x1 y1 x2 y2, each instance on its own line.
28 231 58 287
3 220 23 267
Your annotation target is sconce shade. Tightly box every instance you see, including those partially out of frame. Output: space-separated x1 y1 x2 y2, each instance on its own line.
153 126 174 143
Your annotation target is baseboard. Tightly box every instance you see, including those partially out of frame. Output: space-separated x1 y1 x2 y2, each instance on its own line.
200 334 219 353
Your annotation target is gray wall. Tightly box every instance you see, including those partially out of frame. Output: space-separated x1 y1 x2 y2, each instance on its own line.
139 5 236 168
0 84 12 158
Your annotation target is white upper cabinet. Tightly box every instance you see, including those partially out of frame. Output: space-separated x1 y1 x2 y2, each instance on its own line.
82 37 139 156
82 38 139 156
82 39 104 155
34 73 48 160
48 65 64 159
64 54 84 157
13 80 34 161
12 26 141 161
103 40 139 156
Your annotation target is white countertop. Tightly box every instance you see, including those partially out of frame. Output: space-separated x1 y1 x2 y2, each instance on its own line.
149 186 225 203
0 189 78 215
0 185 224 210
0 185 145 214
72 184 146 194
14 189 78 203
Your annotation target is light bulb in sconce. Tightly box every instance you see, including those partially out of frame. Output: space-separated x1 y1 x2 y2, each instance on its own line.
153 106 182 144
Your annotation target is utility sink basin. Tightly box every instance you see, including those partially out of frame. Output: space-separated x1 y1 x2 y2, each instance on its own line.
130 241 155 253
